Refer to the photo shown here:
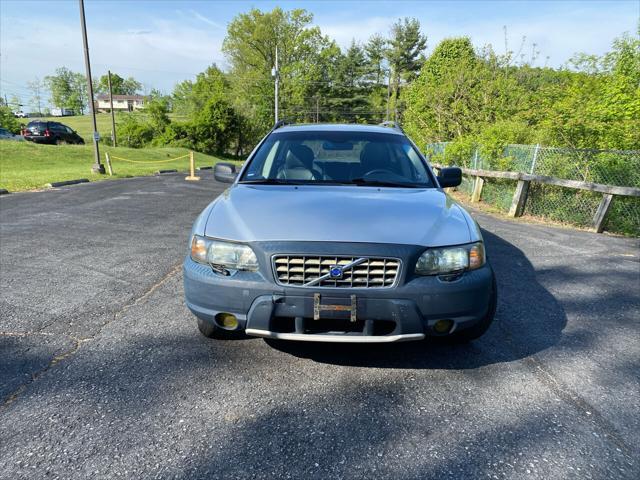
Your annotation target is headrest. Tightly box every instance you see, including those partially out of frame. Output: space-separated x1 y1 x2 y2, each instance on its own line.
360 142 388 169
287 144 315 169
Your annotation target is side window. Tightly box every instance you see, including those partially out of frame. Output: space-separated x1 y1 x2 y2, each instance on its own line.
403 144 429 182
261 140 280 178
243 140 281 180
65 127 74 134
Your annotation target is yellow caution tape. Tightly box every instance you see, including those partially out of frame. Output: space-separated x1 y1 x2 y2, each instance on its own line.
108 153 190 164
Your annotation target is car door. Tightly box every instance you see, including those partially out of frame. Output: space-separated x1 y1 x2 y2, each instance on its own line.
64 126 76 143
49 123 64 142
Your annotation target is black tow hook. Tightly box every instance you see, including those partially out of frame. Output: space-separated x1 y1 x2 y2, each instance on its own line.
209 263 230 276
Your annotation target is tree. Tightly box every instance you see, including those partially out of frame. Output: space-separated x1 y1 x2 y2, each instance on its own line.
385 18 427 120
27 78 45 114
172 65 228 117
71 72 89 114
365 34 388 85
322 41 372 122
539 32 640 150
403 37 524 147
222 7 331 136
8 94 21 111
96 73 142 95
166 65 240 154
364 34 391 122
45 67 88 114
403 28 639 158
146 97 171 132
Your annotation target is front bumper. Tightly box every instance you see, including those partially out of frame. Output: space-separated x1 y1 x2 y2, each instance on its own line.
183 241 494 343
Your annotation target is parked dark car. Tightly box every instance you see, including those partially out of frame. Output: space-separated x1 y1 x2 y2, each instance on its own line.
21 121 85 145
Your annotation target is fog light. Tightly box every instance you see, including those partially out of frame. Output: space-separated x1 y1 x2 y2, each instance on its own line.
433 319 454 334
215 313 238 330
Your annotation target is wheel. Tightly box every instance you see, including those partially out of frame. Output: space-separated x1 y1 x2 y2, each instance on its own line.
196 317 244 340
447 270 497 343
55 138 66 145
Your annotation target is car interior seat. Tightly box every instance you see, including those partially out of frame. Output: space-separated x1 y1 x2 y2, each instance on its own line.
277 144 322 180
351 142 390 179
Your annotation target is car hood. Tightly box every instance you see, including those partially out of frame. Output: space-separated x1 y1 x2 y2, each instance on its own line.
203 185 472 247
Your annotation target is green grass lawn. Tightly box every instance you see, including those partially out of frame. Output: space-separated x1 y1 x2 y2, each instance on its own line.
0 140 239 192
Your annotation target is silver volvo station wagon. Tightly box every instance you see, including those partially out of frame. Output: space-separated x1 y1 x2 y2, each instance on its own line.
183 122 497 343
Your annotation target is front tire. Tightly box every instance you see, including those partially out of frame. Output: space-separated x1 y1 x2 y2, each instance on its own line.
197 317 244 340
448 270 497 343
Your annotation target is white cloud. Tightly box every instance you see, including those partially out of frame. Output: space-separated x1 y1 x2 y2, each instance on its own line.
0 14 226 98
189 9 223 29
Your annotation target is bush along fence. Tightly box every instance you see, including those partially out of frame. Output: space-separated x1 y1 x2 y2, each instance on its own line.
425 143 640 236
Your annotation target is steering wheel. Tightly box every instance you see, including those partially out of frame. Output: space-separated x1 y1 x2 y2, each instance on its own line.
363 169 395 177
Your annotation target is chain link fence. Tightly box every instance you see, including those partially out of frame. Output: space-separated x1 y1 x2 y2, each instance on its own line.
425 143 640 236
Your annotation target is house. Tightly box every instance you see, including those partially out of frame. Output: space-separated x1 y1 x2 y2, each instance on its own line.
95 94 146 112
50 108 74 117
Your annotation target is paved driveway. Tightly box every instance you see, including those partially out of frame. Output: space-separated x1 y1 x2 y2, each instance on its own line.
1 173 638 479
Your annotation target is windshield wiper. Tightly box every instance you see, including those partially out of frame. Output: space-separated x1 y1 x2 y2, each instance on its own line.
350 178 421 188
239 178 306 185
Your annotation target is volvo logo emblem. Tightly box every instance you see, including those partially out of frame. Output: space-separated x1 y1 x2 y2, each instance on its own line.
301 258 368 287
329 266 344 279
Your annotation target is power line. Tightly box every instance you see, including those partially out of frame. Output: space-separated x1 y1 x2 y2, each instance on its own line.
281 110 388 115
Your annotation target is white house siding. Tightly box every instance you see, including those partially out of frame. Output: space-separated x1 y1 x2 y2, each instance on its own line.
96 98 145 111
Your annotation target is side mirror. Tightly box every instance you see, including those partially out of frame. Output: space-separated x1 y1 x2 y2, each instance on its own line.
437 167 462 188
214 162 238 184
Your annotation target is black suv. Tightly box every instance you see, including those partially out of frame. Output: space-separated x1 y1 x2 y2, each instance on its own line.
22 121 85 145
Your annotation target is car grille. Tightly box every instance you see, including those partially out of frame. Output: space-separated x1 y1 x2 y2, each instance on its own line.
272 255 401 288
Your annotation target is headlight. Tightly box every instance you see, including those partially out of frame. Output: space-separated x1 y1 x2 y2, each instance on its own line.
190 235 258 271
415 242 485 275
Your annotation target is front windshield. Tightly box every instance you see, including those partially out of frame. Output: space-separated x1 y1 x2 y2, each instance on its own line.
240 130 435 188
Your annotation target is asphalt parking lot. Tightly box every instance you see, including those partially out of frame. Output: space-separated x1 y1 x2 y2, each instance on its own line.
1 172 639 479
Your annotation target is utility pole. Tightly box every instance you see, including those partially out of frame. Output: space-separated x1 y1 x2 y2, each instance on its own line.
315 96 319 123
79 0 104 174
272 45 279 123
107 70 117 147
393 73 398 123
386 74 391 122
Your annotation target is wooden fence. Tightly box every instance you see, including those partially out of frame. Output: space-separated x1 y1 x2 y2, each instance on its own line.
433 165 640 233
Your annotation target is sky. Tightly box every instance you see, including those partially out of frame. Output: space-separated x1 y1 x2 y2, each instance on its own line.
1 0 638 110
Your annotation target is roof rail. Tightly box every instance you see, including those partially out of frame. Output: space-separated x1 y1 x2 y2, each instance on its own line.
273 119 292 130
378 121 404 132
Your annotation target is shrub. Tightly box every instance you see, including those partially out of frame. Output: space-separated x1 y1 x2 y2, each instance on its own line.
0 106 21 134
116 115 154 148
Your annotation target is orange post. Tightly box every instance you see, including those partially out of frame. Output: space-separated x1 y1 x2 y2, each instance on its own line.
185 151 200 181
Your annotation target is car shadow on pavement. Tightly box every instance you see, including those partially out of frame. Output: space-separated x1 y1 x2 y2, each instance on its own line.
265 229 568 369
